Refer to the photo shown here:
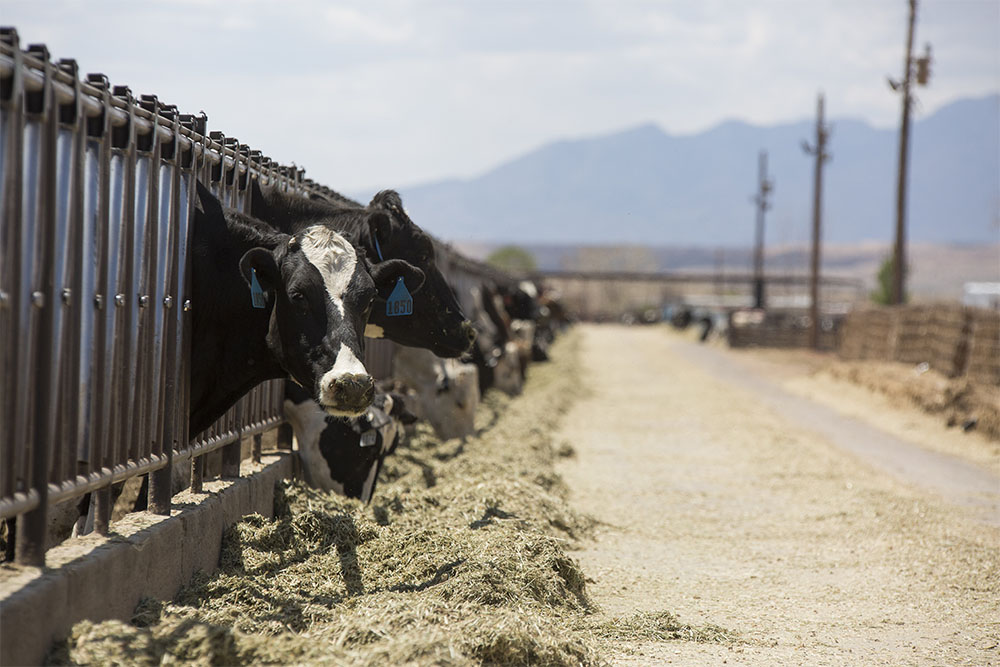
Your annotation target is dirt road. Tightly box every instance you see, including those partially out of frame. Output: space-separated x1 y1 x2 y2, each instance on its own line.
556 325 999 666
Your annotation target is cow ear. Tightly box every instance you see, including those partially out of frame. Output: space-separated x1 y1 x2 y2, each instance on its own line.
249 178 267 218
366 211 393 257
370 259 425 298
196 179 223 217
239 247 279 296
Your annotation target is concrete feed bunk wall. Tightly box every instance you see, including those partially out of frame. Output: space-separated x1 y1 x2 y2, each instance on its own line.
0 455 292 667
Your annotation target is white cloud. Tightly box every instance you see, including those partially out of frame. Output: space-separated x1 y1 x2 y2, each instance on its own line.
322 6 414 45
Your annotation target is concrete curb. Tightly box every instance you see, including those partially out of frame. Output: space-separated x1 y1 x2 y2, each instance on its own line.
0 453 293 666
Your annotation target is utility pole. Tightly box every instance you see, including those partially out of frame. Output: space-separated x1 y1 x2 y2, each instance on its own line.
752 150 773 309
889 0 932 305
802 93 831 349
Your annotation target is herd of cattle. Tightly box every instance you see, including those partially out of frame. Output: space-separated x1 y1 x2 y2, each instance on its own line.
7 177 567 549
225 179 567 504
206 179 570 505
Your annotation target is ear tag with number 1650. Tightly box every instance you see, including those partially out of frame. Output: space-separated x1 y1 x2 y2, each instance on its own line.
386 277 413 317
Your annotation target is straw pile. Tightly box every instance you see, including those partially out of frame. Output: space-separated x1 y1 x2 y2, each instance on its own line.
51 330 614 666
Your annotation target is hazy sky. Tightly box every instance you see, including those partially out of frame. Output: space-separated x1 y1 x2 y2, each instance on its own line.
4 0 998 193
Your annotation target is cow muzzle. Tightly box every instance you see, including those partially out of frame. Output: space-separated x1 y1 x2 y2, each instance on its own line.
320 372 375 416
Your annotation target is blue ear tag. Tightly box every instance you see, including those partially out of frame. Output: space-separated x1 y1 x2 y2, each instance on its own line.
250 268 267 309
386 277 413 317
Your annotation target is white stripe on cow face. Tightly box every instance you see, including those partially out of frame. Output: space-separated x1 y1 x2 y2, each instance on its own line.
298 225 356 319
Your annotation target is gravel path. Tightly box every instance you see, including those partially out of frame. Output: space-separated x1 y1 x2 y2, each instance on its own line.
556 324 999 666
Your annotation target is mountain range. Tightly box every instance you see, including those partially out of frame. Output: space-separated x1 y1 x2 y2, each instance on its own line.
381 94 999 247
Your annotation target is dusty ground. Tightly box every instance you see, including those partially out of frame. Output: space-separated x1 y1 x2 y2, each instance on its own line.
556 324 1000 666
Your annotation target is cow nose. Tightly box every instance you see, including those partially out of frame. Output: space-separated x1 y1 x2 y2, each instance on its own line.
330 373 375 409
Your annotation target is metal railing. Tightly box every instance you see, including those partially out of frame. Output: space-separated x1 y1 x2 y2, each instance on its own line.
0 29 514 566
0 30 299 565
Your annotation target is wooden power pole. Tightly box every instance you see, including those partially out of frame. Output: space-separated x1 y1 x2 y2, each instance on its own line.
889 0 932 305
752 150 773 309
803 93 831 349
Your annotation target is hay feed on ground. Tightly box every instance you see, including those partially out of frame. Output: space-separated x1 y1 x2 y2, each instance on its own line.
53 329 610 666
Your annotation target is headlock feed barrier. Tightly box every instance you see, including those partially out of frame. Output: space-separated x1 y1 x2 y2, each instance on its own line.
0 28 511 567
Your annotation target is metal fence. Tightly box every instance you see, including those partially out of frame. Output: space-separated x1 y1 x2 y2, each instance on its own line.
0 29 512 567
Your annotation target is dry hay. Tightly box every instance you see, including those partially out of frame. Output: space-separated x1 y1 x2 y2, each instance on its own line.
51 329 737 665
593 611 736 644
51 331 605 666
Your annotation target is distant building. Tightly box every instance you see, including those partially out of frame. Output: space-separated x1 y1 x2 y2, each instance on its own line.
963 282 1000 310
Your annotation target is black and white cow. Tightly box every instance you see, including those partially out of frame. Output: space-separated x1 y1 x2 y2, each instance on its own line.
248 180 481 500
249 180 476 358
189 180 424 431
282 382 417 503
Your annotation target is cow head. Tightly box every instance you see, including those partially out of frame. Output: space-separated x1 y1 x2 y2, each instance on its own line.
234 219 385 417
362 191 477 358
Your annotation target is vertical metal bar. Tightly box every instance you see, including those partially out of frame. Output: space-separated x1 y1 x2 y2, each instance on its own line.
111 86 137 477
47 82 79 488
276 422 293 452
221 402 242 478
218 139 244 476
251 433 262 464
150 106 182 515
94 122 129 532
134 96 161 481
9 39 38 539
0 29 25 503
16 45 60 566
190 454 204 494
118 90 144 467
69 107 102 483
174 114 198 468
181 115 204 487
54 59 86 489
84 74 113 534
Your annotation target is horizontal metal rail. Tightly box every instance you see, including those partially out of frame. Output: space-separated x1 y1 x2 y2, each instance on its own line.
0 413 283 519
0 50 297 176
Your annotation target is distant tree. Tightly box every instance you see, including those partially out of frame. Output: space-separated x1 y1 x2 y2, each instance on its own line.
871 254 907 305
486 245 537 273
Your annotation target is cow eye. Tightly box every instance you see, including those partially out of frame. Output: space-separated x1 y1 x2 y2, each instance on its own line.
290 291 306 306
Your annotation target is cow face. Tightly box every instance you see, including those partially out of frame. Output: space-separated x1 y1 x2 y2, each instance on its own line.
241 226 378 417
363 191 477 358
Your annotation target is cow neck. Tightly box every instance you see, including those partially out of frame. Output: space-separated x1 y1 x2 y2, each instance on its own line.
189 211 287 435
